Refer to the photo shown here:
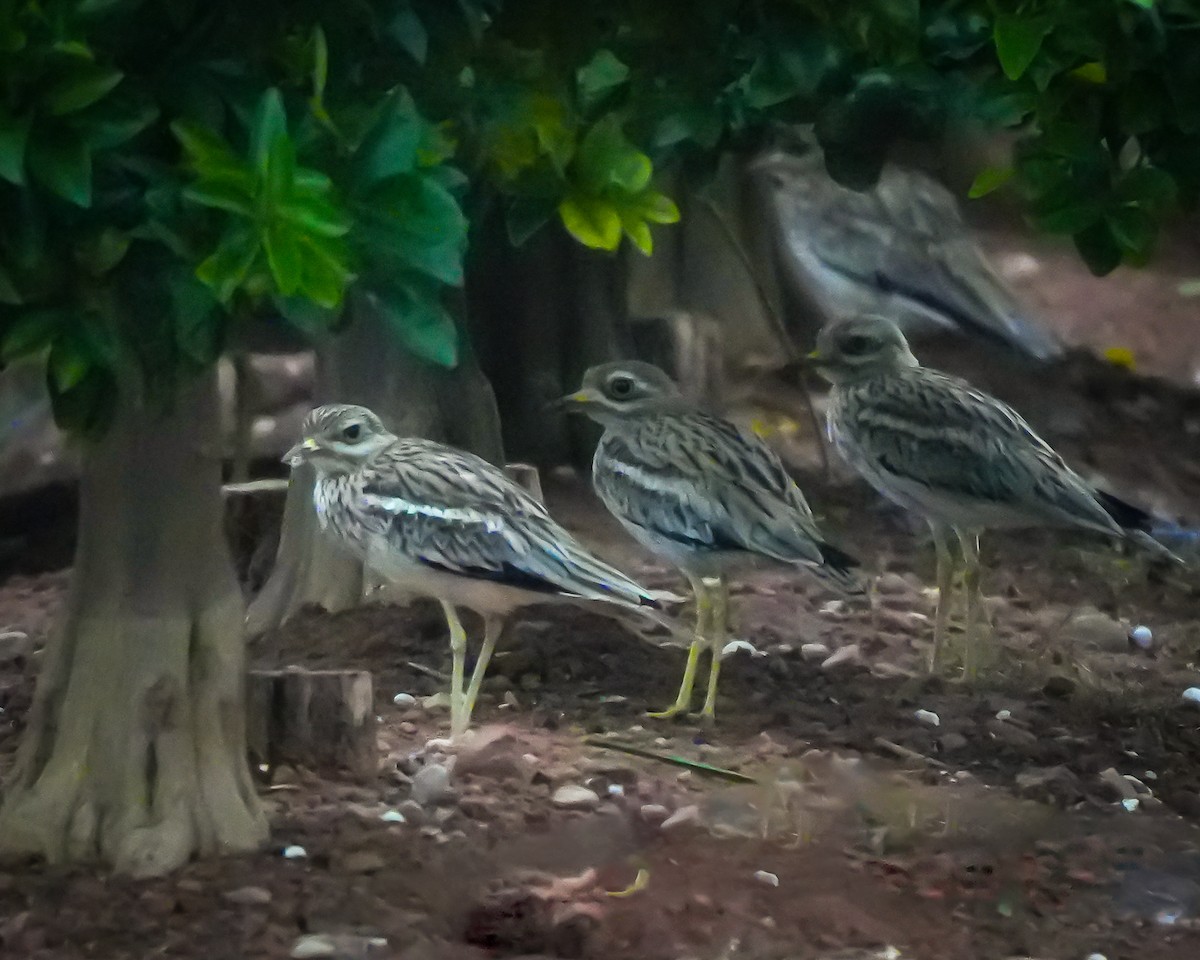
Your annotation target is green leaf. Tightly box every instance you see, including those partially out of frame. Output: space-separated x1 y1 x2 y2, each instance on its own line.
577 49 629 110
250 88 288 178
50 337 91 391
196 226 261 302
0 263 19 304
1033 198 1104 234
73 96 159 150
0 111 31 185
994 15 1052 81
277 194 352 237
1118 166 1178 214
968 166 1014 198
46 354 117 438
311 24 329 101
168 273 223 366
2 310 65 361
373 284 459 367
620 211 653 255
1106 206 1156 261
264 223 304 295
275 294 334 337
172 120 240 170
389 6 428 64
1070 61 1107 84
637 191 680 224
296 234 351 308
577 117 652 193
75 228 130 276
45 64 124 116
1073 222 1121 276
506 195 556 246
183 181 255 216
356 88 423 185
264 124 297 202
559 194 621 250
28 132 92 207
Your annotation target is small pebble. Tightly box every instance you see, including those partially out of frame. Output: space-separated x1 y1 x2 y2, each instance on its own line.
379 810 406 823
800 642 830 662
392 693 416 706
1182 688 1200 705
995 709 1012 721
914 709 940 727
818 600 845 616
291 936 335 959
820 645 861 670
223 886 272 906
607 783 625 797
1086 954 1107 960
1129 625 1153 649
281 845 307 859
660 804 701 830
1121 798 1140 812
721 639 762 658
551 785 601 810
753 870 780 887
639 803 670 824
410 763 453 806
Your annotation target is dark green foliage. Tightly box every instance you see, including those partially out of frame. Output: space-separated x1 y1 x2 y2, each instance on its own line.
0 0 1198 435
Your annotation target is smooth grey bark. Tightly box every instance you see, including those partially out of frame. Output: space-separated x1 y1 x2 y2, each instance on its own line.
0 371 267 876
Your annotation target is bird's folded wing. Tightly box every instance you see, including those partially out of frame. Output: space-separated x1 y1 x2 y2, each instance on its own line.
846 377 1119 534
596 416 828 567
360 442 657 607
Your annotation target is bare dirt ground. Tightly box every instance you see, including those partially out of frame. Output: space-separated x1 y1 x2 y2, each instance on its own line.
3 218 1200 958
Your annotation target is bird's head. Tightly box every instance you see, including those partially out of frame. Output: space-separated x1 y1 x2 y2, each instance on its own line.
283 403 396 476
807 314 919 384
554 361 685 424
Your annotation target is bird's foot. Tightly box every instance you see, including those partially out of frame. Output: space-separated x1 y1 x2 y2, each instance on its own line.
646 702 690 720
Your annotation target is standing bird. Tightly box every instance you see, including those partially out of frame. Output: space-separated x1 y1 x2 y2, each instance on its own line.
558 362 863 722
808 314 1176 679
284 403 672 737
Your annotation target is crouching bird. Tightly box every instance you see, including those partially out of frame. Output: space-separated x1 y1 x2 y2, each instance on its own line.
284 403 675 737
558 362 864 723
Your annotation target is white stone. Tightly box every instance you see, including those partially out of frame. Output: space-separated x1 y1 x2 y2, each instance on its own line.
753 870 779 887
820 645 861 670
551 785 601 810
660 804 701 830
224 886 272 905
281 845 307 859
1182 687 1200 705
392 693 416 706
800 643 830 662
914 709 940 727
290 936 336 959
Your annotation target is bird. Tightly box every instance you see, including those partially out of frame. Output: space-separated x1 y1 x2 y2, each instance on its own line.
807 313 1176 679
557 361 863 722
749 133 1063 363
283 403 675 737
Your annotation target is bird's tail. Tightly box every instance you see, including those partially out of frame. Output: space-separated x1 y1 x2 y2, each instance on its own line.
1095 490 1184 564
809 540 870 596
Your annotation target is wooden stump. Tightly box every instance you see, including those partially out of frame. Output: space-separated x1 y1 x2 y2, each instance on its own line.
247 667 377 779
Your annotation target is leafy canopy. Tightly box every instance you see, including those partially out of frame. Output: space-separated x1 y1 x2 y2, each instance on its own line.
0 0 1198 435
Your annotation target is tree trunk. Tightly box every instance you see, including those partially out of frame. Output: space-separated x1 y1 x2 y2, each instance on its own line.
246 296 505 634
0 371 267 877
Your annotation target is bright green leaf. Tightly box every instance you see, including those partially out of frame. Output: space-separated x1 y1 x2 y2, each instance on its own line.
277 194 352 238
389 6 428 64
577 50 630 109
183 181 255 216
638 191 681 224
0 111 31 185
264 127 297 202
994 15 1052 81
968 166 1014 198
577 116 653 194
296 234 352 308
620 212 653 256
28 132 92 207
559 194 622 250
45 64 124 116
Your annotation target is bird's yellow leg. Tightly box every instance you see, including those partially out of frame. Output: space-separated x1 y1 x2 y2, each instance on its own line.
928 522 955 674
461 616 501 729
648 577 707 719
699 575 729 722
956 528 983 683
441 600 468 736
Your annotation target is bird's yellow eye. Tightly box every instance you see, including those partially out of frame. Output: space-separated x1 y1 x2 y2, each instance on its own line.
342 423 362 441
